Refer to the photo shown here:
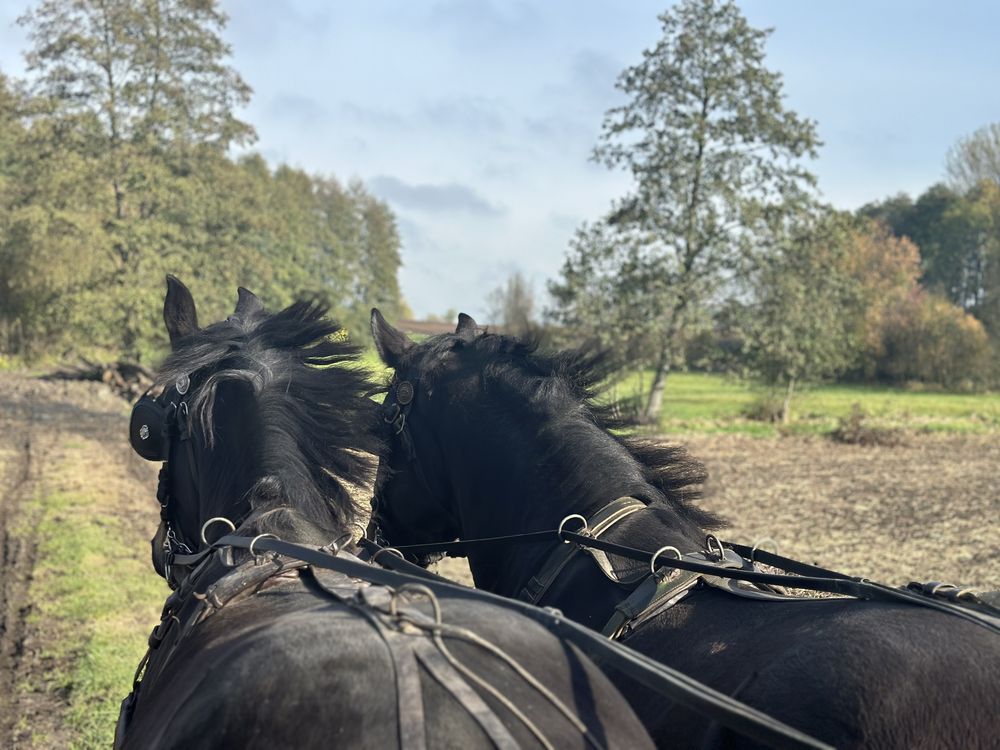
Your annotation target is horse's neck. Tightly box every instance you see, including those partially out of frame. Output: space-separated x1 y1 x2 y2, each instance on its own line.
457 411 688 595
244 503 345 547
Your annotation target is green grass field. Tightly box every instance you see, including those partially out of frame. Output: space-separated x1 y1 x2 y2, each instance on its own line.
608 371 1000 436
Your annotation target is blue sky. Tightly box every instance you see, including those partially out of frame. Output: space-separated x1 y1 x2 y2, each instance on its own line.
2 1 999 319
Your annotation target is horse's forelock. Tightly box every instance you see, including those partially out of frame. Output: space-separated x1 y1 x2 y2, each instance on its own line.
153 299 380 531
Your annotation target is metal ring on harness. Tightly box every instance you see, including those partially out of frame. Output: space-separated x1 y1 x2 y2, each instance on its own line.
350 522 369 542
200 517 236 545
248 533 279 557
705 534 725 560
321 531 354 556
650 546 682 578
558 514 589 544
750 537 779 564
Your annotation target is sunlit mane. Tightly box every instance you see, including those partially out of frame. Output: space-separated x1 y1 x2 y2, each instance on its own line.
157 300 381 531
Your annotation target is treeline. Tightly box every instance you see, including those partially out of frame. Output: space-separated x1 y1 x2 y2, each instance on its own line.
0 1 405 365
542 0 997 422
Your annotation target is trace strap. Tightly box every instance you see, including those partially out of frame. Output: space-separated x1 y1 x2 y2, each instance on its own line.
382 522 1000 636
558 532 1000 636
214 533 831 750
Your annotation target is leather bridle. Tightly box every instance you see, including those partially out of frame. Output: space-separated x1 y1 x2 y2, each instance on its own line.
372 374 460 560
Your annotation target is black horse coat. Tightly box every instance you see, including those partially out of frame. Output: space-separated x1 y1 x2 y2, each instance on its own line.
124 551 653 750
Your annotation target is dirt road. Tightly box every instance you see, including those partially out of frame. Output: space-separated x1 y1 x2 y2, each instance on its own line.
0 374 159 747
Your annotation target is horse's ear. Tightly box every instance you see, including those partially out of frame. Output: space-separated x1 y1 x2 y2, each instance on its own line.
234 286 264 317
370 308 412 369
456 312 478 341
164 275 199 347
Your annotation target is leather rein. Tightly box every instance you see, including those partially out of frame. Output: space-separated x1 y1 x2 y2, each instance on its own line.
382 501 1000 638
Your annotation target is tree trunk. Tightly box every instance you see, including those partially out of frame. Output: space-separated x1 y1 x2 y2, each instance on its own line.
780 377 796 424
642 347 671 424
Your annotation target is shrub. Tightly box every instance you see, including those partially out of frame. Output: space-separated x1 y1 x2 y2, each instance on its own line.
742 394 785 423
829 404 905 447
874 290 993 389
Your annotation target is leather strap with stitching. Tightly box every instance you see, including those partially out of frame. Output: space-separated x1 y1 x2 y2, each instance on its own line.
518 497 646 604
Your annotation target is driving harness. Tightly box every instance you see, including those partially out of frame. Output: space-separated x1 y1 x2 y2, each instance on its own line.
518 497 815 639
115 542 605 750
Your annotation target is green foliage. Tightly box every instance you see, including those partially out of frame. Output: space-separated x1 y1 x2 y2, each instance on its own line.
877 290 994 389
549 0 820 422
733 212 862 421
859 179 1000 339
0 1 406 364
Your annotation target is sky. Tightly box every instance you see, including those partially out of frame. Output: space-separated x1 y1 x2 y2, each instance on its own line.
2 1 999 320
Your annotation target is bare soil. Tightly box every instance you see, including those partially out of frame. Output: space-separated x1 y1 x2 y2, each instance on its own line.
0 373 996 743
0 373 158 748
437 435 1000 591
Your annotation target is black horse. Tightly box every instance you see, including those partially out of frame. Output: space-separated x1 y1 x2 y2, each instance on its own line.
369 310 1000 750
118 277 655 749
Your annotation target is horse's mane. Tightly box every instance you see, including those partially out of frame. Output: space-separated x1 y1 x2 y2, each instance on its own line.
417 330 722 531
156 300 381 532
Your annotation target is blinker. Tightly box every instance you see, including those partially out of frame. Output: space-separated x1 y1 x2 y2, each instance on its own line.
129 394 172 461
129 377 190 462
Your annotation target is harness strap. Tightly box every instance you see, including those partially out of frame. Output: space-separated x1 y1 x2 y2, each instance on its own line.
412 640 521 750
563 532 1000 635
603 569 701 638
229 534 830 750
519 497 646 604
312 566 524 750
337 587 429 750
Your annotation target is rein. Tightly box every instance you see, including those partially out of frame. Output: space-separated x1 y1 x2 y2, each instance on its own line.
382 514 1000 637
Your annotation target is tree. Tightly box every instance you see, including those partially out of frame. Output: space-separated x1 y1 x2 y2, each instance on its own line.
856 183 999 332
486 271 536 337
878 290 993 388
946 123 1000 192
20 0 254 154
550 0 819 422
16 0 255 357
738 213 860 422
842 220 923 379
2 2 407 364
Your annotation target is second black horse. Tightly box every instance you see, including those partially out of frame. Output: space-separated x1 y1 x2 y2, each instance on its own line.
369 309 1000 750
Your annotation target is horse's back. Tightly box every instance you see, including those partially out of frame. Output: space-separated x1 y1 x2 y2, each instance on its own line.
126 573 653 749
624 590 1000 749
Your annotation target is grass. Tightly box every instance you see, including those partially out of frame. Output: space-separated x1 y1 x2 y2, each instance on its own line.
609 371 1000 436
21 460 166 748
